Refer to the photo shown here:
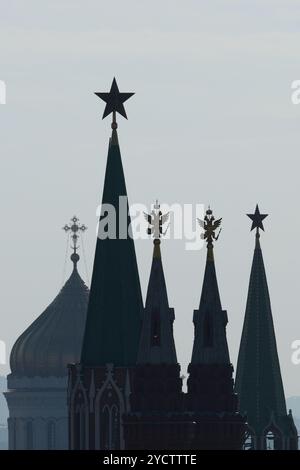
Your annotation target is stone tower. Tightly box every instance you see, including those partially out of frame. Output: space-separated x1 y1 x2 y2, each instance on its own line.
124 205 190 449
186 207 246 449
68 79 143 450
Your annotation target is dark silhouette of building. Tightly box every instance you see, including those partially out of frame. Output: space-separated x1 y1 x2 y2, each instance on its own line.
68 84 144 449
124 235 191 449
186 208 246 449
66 80 297 451
5 217 89 449
235 206 298 450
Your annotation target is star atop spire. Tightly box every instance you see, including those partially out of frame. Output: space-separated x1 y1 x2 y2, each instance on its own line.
63 216 87 268
247 204 268 232
95 78 134 126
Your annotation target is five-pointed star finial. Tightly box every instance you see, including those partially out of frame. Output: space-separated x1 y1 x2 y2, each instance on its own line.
95 78 134 121
247 204 268 232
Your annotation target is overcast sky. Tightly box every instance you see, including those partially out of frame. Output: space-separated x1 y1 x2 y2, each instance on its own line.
0 1 300 397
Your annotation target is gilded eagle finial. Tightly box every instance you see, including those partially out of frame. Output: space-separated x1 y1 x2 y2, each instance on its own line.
144 200 170 240
197 207 222 248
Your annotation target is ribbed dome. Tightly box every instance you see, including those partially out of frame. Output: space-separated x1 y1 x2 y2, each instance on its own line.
10 266 89 377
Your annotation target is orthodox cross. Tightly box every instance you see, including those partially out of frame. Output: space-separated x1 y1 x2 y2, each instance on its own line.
63 216 87 267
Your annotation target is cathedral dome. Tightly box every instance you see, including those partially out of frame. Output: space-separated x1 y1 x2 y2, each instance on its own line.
10 265 89 378
10 219 89 378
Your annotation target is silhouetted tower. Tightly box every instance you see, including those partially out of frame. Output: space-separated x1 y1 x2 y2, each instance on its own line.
187 207 246 449
124 202 190 449
235 205 298 450
68 79 143 450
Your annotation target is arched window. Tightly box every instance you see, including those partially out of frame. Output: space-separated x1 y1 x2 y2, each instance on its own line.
111 405 120 450
151 309 161 346
203 310 213 347
47 421 56 450
243 431 254 450
101 406 110 450
26 421 33 450
79 405 86 449
266 431 275 450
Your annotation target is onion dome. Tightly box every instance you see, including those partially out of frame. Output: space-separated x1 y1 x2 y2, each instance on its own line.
10 216 89 378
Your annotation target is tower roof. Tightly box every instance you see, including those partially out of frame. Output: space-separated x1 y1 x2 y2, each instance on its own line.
191 208 230 364
80 83 143 367
137 238 177 364
10 249 89 378
235 209 288 433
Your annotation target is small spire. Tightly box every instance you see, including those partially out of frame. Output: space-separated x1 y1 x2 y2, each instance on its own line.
190 205 229 365
63 216 87 269
137 200 177 365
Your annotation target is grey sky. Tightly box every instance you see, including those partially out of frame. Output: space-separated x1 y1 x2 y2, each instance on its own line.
0 0 300 396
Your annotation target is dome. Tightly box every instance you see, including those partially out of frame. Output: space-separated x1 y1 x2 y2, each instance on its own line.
10 264 89 378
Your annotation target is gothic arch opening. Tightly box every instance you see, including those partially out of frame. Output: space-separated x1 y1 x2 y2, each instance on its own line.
203 310 213 347
243 427 255 450
111 404 120 450
75 401 87 450
265 431 275 450
79 405 86 449
100 405 110 450
263 425 282 450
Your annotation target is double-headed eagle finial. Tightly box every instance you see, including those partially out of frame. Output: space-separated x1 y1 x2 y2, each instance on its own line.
197 207 222 248
144 200 170 241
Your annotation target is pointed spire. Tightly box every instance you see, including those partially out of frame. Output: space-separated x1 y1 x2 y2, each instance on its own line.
235 207 297 448
137 202 176 364
191 208 230 364
80 80 143 367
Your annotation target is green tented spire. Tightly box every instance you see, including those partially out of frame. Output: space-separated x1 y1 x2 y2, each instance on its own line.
235 207 298 449
80 128 143 367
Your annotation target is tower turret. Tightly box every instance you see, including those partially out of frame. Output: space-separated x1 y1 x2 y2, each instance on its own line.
124 202 189 449
68 79 143 450
186 207 246 449
235 205 298 450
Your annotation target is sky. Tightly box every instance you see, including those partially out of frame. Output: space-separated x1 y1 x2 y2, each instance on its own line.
0 0 300 397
